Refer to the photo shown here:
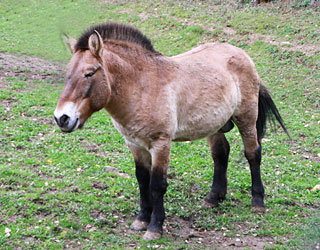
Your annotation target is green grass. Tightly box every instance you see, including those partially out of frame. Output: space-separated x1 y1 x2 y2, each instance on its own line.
0 0 319 249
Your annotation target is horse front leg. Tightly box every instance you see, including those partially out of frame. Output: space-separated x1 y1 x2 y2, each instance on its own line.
143 139 171 240
128 145 152 231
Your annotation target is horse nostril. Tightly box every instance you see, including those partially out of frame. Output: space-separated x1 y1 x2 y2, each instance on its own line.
54 116 59 126
59 114 70 127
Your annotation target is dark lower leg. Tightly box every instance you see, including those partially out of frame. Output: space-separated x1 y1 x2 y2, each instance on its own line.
245 146 265 207
205 134 230 206
147 170 168 234
135 163 152 222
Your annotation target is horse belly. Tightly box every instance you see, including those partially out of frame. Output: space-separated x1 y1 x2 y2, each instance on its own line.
172 81 240 142
173 108 234 141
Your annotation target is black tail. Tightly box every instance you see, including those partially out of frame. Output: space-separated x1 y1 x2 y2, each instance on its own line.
256 84 290 142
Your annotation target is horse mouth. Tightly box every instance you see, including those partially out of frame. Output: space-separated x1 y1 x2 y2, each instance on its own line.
61 118 79 133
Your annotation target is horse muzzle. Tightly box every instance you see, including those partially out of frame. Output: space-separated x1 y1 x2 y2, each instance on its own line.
54 115 80 132
54 102 80 133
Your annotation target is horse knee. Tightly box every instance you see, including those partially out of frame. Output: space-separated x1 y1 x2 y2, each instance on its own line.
245 145 261 164
135 163 150 184
150 171 168 196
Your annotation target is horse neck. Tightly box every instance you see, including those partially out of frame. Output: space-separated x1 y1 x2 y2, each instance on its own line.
103 44 166 122
105 43 160 75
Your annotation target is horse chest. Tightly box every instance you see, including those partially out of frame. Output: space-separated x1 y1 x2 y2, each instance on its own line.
111 118 151 149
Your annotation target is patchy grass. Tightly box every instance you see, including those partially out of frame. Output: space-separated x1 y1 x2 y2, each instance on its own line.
0 0 319 249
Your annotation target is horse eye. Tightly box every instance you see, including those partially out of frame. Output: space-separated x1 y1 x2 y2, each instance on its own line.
85 72 95 78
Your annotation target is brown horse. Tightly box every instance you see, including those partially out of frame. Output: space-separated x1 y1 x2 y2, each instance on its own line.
54 22 289 240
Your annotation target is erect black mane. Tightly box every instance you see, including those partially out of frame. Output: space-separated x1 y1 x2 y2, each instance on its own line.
75 22 161 55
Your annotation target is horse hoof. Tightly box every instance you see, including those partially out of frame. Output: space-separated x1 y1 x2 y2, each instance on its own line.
143 230 162 240
131 219 148 231
202 200 219 208
251 206 266 213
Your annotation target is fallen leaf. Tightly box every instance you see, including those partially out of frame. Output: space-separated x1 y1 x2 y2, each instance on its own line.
5 228 11 236
261 138 271 142
312 184 320 191
105 166 130 178
91 181 107 190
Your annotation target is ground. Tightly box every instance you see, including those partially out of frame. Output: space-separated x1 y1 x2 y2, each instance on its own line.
0 0 319 249
1 50 319 249
0 52 280 250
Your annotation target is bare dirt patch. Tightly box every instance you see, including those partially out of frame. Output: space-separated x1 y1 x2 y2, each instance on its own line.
112 217 277 249
248 33 320 56
1 99 17 115
0 53 65 83
0 53 65 123
163 217 275 250
223 27 237 35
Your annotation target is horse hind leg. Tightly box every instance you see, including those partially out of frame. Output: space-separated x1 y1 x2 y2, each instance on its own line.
234 114 265 211
204 133 230 207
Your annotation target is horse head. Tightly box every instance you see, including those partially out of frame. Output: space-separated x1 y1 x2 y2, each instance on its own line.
54 31 111 132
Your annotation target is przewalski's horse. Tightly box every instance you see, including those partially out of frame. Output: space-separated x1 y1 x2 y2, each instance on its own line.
54 22 289 240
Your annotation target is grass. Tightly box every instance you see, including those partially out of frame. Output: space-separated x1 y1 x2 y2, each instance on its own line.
0 0 319 249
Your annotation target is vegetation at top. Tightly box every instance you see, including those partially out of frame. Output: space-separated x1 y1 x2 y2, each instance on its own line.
0 0 319 249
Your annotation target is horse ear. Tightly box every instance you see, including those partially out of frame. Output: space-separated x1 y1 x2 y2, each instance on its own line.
62 34 77 54
88 30 104 58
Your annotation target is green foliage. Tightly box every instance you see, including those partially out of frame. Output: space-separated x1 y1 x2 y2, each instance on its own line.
292 0 312 8
0 0 319 249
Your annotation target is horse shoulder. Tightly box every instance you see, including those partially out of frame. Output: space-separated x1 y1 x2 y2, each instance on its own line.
109 84 177 149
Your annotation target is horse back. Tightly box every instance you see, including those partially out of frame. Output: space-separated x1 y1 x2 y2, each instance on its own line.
168 43 261 141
